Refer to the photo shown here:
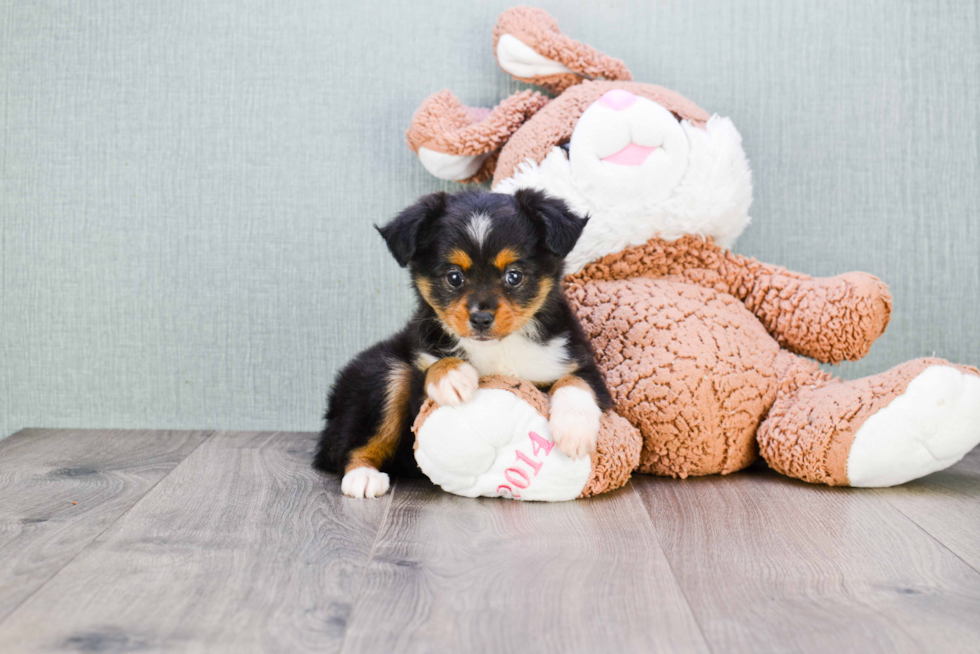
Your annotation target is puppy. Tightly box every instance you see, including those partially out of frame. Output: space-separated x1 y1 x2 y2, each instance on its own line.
314 189 612 498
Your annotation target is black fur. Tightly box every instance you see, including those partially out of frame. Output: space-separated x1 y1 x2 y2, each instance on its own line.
314 190 612 478
514 187 585 258
375 191 448 267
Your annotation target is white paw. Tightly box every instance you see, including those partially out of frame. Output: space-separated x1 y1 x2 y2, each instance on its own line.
549 386 601 460
426 363 479 407
341 467 390 499
848 366 980 487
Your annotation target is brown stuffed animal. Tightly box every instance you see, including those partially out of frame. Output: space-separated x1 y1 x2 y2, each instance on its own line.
407 6 980 500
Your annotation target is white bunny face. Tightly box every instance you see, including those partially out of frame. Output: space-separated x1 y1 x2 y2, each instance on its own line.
569 90 690 209
495 107 753 275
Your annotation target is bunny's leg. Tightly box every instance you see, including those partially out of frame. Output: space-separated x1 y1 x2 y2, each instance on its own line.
412 377 640 500
493 7 633 94
759 353 980 487
569 236 893 364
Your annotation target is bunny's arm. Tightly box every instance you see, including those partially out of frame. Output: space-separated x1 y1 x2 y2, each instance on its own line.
567 236 892 364
406 90 549 183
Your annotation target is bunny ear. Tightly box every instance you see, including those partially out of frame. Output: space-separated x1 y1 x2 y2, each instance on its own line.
406 89 549 183
493 7 632 94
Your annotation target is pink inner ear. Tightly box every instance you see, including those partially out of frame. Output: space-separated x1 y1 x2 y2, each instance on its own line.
599 89 636 111
601 143 657 166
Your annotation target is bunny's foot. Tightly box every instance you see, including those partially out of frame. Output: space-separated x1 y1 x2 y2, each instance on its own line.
759 357 980 487
412 376 640 500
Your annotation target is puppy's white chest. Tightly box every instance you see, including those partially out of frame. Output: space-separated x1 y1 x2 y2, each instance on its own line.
457 334 573 383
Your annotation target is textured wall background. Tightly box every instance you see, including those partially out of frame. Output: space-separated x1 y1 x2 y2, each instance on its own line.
1 0 978 438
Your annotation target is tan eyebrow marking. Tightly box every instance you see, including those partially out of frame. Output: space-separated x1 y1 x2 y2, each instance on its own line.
494 248 520 270
448 249 472 270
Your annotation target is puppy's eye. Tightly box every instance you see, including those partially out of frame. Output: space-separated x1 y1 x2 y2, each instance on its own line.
446 271 465 288
504 270 524 287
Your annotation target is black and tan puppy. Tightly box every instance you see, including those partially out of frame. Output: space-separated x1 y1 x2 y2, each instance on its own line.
314 189 612 498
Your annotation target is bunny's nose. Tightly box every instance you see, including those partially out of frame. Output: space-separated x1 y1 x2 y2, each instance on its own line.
599 89 636 111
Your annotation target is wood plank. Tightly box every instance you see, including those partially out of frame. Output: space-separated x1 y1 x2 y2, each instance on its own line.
874 447 980 573
633 464 980 653
340 478 709 654
0 431 389 654
0 428 210 624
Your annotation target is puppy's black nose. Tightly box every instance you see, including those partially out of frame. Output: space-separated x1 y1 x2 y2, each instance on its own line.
469 311 494 331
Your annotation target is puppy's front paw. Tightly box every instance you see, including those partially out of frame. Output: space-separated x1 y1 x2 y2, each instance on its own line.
549 386 601 460
426 359 479 406
341 467 390 499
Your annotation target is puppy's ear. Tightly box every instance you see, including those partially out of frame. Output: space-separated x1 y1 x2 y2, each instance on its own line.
376 192 448 267
514 188 588 259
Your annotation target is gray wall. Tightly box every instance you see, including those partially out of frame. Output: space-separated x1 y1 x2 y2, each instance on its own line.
1 0 978 438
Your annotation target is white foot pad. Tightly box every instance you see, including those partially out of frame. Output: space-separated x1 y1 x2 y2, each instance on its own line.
415 389 591 501
341 467 390 499
848 366 980 487
418 147 492 182
496 34 573 79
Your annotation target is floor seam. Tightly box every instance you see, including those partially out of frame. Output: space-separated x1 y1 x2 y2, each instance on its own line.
0 429 216 630
629 478 717 654
337 478 396 654
871 487 980 576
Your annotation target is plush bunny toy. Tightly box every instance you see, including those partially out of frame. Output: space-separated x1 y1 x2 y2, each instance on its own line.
405 6 980 501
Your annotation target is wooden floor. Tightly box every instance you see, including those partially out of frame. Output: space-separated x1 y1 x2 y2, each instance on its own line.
1 430 979 653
